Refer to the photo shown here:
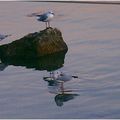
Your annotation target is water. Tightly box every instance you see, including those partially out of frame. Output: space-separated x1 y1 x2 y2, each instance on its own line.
0 1 120 118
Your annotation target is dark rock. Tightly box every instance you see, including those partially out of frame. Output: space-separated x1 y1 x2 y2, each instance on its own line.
0 27 68 60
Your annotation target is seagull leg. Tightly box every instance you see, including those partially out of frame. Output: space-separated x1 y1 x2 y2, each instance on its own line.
60 82 64 94
48 21 50 28
45 22 47 28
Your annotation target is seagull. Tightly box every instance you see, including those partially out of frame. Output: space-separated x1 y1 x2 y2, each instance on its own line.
50 70 78 82
28 11 55 28
0 34 11 41
44 70 78 88
43 70 79 107
44 70 78 94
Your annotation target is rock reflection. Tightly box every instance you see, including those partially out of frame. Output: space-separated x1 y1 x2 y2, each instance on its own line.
43 70 79 107
0 63 8 71
0 51 67 71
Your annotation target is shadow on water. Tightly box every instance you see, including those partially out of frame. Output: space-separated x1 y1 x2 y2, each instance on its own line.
0 51 67 71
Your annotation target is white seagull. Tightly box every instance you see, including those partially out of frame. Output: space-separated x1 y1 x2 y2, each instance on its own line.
44 70 78 93
51 70 78 82
44 70 78 83
28 11 55 28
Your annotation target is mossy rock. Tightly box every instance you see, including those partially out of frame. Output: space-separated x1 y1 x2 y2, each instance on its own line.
0 27 68 61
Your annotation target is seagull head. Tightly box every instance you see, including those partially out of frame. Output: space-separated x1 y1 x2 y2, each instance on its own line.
52 70 61 79
48 11 55 15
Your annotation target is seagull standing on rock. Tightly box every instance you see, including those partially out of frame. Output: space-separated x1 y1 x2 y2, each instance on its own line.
28 11 55 28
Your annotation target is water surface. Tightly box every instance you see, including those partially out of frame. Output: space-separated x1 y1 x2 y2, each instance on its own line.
0 2 120 118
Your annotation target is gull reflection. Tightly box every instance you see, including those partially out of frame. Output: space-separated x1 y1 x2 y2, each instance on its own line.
43 70 79 107
55 93 78 107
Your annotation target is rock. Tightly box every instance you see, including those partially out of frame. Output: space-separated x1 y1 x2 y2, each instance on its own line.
0 28 68 61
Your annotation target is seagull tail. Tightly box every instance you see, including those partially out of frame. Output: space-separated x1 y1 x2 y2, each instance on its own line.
27 13 42 17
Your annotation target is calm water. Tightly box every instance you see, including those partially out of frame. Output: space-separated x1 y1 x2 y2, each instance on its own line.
0 2 120 119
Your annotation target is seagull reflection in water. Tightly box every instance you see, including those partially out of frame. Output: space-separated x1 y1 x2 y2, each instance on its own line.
43 70 79 106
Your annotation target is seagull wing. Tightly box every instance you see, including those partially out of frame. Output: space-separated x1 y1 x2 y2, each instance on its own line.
37 14 48 21
26 11 43 17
